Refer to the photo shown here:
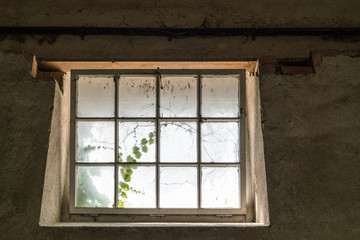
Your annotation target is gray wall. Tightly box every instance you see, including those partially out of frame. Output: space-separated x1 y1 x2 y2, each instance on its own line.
1 1 360 239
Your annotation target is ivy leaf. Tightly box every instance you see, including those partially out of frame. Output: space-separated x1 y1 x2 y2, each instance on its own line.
149 139 155 145
120 168 126 178
125 168 133 175
141 138 148 145
120 182 130 191
132 146 140 154
126 155 136 163
118 200 124 208
149 132 154 138
135 152 142 159
121 191 128 199
141 145 148 153
124 174 131 182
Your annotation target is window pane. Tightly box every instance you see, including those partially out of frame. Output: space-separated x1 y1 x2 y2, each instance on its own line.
160 75 197 117
201 122 239 163
77 76 115 117
76 166 114 208
160 167 197 208
160 122 197 162
118 122 156 163
118 75 156 117
201 167 240 208
202 75 239 117
118 166 156 208
77 121 114 162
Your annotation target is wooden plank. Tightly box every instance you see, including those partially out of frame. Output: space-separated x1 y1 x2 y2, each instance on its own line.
38 61 257 72
30 55 38 78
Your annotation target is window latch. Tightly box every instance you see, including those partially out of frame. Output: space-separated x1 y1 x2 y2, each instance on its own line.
240 108 247 117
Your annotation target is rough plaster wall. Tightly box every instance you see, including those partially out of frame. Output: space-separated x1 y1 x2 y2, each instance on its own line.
1 35 360 61
0 0 359 28
0 49 360 239
261 55 360 239
0 52 55 238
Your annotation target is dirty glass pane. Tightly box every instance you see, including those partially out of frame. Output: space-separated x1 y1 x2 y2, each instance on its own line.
118 122 156 163
201 122 239 163
202 75 239 117
77 76 115 117
118 166 156 208
118 75 156 117
201 167 240 208
160 167 197 208
77 121 114 162
76 166 114 208
160 122 197 162
160 75 197 117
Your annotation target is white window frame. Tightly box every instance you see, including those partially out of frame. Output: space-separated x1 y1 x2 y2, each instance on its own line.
69 70 247 221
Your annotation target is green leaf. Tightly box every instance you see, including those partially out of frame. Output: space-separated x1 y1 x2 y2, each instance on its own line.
126 155 136 163
135 152 142 159
118 153 123 162
120 168 126 178
121 191 128 199
118 200 124 208
141 138 148 145
149 139 155 145
84 145 96 151
149 132 154 138
125 168 133 175
120 182 129 191
132 146 140 154
131 166 138 170
141 145 148 153
124 174 131 182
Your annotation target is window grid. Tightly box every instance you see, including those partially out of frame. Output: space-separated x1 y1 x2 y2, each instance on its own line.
70 70 246 216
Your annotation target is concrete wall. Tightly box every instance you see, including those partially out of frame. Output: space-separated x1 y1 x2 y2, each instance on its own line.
1 0 360 28
1 1 360 239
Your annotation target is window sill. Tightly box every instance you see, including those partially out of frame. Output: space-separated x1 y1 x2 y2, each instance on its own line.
40 222 270 228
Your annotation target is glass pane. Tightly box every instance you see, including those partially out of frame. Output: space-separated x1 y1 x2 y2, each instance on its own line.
118 166 156 208
202 75 239 117
76 166 114 208
201 122 239 163
77 121 114 162
160 75 197 117
160 167 197 208
201 167 240 208
77 76 115 117
118 122 156 163
118 75 156 117
160 122 197 162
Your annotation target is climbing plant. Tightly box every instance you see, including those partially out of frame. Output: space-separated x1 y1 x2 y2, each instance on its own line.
76 131 155 208
117 131 155 207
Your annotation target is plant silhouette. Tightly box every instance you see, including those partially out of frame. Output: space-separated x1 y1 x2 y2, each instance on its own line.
77 131 155 208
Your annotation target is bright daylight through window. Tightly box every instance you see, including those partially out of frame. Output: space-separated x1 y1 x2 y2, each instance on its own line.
70 70 246 221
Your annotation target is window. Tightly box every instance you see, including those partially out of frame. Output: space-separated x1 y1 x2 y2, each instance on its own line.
39 61 269 227
69 70 247 222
